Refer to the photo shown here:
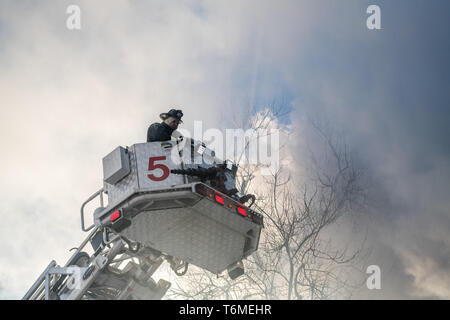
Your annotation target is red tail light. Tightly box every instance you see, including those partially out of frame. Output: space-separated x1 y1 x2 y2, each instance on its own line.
237 207 247 216
195 184 263 225
215 194 224 205
110 210 121 222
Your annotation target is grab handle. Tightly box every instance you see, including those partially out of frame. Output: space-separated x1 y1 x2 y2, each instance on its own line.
80 188 104 232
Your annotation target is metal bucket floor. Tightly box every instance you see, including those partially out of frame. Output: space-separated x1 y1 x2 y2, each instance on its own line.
120 198 260 274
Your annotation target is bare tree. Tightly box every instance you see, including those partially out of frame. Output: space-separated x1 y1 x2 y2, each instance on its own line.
166 103 367 300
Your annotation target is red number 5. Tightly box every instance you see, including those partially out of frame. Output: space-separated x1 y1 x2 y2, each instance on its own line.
148 156 169 181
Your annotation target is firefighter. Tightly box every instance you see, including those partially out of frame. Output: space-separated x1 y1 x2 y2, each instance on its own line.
147 108 183 142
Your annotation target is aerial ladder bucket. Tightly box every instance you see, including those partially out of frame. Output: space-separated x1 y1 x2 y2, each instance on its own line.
23 137 263 300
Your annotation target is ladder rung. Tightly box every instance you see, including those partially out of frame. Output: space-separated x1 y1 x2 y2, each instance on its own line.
22 260 57 300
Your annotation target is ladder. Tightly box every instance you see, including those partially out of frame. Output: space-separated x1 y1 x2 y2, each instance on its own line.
22 227 174 300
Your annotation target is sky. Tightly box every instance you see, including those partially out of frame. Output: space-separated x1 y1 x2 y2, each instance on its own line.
0 0 449 299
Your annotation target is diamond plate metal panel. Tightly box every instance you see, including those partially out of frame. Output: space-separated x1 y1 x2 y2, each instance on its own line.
104 142 185 207
193 198 258 235
102 146 131 185
104 145 139 207
119 198 262 274
134 142 184 189
121 207 245 274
